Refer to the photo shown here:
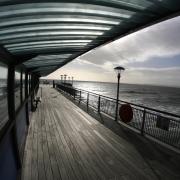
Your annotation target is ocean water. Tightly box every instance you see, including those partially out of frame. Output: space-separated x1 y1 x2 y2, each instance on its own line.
73 81 180 116
0 79 7 97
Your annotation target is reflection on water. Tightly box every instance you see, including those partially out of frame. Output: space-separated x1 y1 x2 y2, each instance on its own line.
15 71 21 110
0 77 8 129
73 81 180 115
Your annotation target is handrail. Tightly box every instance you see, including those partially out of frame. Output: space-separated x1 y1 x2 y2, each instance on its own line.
57 83 180 119
56 83 180 150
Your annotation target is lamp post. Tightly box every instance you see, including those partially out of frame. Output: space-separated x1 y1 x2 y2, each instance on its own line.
68 76 70 83
60 75 63 83
64 74 67 83
114 66 125 121
72 76 74 85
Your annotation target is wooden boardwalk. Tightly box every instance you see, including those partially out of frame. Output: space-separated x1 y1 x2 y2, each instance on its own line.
21 86 159 180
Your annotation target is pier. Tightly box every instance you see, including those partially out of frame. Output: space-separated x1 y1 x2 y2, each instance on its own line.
1 1 180 180
21 86 180 180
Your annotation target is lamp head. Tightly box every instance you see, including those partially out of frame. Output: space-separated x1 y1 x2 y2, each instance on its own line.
114 66 125 77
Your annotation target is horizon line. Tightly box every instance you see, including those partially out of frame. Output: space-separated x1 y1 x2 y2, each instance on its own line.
40 78 180 88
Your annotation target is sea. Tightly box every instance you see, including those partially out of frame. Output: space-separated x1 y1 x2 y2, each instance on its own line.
73 81 180 116
1 79 180 116
0 79 7 97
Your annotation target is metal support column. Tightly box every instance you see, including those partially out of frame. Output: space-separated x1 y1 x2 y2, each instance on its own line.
30 74 34 111
141 109 146 136
25 72 29 125
87 93 89 110
98 95 101 113
20 71 23 104
7 65 21 169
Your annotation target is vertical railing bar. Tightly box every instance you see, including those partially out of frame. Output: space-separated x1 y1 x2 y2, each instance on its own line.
73 89 76 100
141 109 146 136
87 93 89 110
98 95 101 113
79 90 81 104
41 87 42 98
8 65 22 168
25 72 29 126
55 83 180 149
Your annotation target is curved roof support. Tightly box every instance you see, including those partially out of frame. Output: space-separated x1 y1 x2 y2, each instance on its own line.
0 0 180 76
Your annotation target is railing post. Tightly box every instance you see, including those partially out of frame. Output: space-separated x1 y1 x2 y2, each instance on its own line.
79 91 81 104
115 99 119 121
74 89 76 100
41 87 42 98
87 93 89 109
98 95 101 113
141 109 146 136
8 65 22 169
20 71 23 104
25 72 29 126
31 75 34 111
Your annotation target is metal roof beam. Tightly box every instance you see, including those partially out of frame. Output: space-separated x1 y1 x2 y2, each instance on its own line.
0 45 16 65
0 0 157 14
0 35 99 45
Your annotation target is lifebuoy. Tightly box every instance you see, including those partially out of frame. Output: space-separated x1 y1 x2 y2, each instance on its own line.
119 104 133 123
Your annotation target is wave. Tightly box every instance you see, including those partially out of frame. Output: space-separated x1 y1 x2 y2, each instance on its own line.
121 90 157 95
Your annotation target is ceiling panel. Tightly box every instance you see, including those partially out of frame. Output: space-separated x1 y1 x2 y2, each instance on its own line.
0 0 179 76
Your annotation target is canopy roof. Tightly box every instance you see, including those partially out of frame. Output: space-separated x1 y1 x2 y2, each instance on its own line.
0 0 180 76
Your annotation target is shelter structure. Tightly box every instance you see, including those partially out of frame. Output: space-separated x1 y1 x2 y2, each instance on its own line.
0 1 180 180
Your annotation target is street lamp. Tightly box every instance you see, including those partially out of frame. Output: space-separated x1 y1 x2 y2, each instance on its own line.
60 75 63 83
68 76 71 83
64 74 67 83
72 76 74 85
114 66 125 121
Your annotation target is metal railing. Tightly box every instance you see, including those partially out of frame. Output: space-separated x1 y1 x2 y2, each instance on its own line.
56 83 180 149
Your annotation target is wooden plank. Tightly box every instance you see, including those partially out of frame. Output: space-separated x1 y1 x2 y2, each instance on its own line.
43 90 62 180
49 105 89 180
55 94 140 179
57 100 141 178
40 102 54 180
21 86 161 180
31 109 39 180
53 109 103 179
55 108 113 179
36 107 47 180
45 101 69 180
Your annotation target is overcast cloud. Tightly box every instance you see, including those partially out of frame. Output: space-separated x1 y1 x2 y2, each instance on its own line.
47 16 180 87
80 16 180 67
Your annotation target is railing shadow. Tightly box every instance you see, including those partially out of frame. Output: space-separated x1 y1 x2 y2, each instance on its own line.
55 83 180 151
54 83 180 180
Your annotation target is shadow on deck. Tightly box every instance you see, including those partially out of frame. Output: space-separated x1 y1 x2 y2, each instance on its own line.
21 86 180 180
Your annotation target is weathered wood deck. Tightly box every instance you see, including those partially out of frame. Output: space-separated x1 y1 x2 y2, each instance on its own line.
21 86 160 180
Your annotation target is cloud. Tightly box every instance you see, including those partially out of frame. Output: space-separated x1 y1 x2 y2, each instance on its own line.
123 67 180 87
46 16 180 87
80 16 180 67
127 54 180 68
75 57 115 72
0 65 8 78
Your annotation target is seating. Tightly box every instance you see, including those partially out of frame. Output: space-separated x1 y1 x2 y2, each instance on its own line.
34 96 41 109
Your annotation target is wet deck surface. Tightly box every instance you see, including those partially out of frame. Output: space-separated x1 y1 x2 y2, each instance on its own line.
21 86 161 180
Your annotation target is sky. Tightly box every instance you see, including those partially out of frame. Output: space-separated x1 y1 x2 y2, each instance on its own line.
46 16 180 87
0 64 7 79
